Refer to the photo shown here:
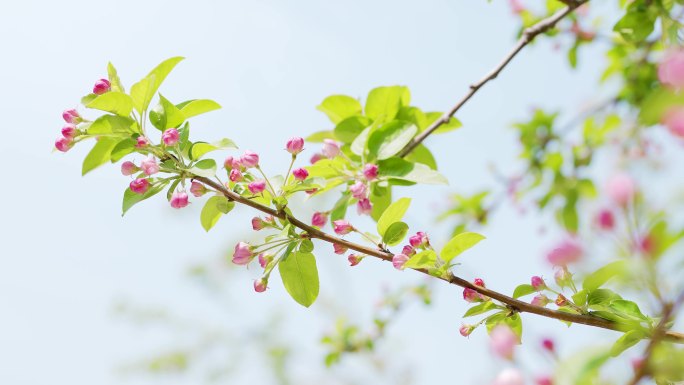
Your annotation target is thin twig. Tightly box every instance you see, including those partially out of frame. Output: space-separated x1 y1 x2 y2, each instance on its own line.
398 1 588 158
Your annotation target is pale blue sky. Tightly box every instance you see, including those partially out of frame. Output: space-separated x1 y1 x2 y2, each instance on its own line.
0 1 656 384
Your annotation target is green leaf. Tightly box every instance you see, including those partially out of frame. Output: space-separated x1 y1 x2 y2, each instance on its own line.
367 121 418 160
107 62 125 93
587 289 622 306
200 195 235 231
610 330 645 357
583 261 628 291
504 313 523 339
397 106 427 129
440 232 485 264
87 115 136 135
609 300 648 321
382 222 409 246
350 125 374 156
403 250 437 270
178 99 221 119
130 56 185 113
82 138 120 175
463 301 499 317
613 6 656 43
513 284 536 299
279 251 319 307
122 181 166 215
369 184 391 222
305 130 336 143
189 159 217 178
404 144 437 170
317 95 362 124
376 197 411 236
378 157 448 185
149 94 185 131
334 116 371 143
330 192 351 223
365 86 409 122
110 138 136 162
189 138 238 160
85 92 134 117
425 112 462 134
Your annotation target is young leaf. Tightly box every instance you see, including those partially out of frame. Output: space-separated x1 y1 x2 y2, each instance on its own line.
279 251 320 307
367 121 418 160
87 115 136 135
149 93 185 131
189 138 237 160
122 182 166 215
463 301 499 317
178 99 221 119
440 232 486 264
382 221 409 246
377 197 411 236
107 62 125 93
110 138 136 162
583 260 628 291
200 195 235 231
378 157 448 185
403 250 437 270
189 159 217 178
610 330 645 357
86 92 134 117
130 56 185 113
317 95 362 124
365 86 409 122
334 116 371 143
512 284 536 299
82 137 120 175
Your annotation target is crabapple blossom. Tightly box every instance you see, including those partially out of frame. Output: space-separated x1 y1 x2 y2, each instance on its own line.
362 163 378 180
311 212 327 227
546 239 582 266
248 180 266 194
161 128 179 146
409 231 429 248
333 243 348 255
322 139 340 158
120 161 139 176
251 217 266 231
392 253 410 270
356 198 372 215
232 242 253 265
136 136 149 148
54 137 73 152
129 178 150 195
531 294 550 307
61 124 77 139
140 157 159 175
531 276 546 291
240 150 259 168
258 253 272 268
606 173 636 206
170 191 189 209
490 325 518 360
310 153 323 164
92 78 111 94
254 278 268 293
333 220 353 235
229 168 243 182
402 245 415 256
292 167 308 181
190 181 207 197
62 109 81 124
349 181 367 199
347 254 363 266
285 136 304 155
459 324 474 337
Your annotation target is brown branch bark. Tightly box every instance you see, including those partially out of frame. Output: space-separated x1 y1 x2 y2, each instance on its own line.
398 1 587 158
195 176 684 344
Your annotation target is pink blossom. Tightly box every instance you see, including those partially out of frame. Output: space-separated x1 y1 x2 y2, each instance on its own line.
61 124 77 139
490 325 518 360
311 212 328 227
362 163 378 180
55 137 73 152
140 157 159 176
595 208 615 230
258 253 272 268
170 191 189 209
409 231 429 248
251 216 266 231
463 288 482 303
224 155 240 170
459 324 474 337
92 78 111 95
546 239 583 266
310 153 324 164
541 338 555 353
322 139 340 158
333 243 348 255
240 150 259 168
492 368 524 385
248 180 267 194
285 136 305 155
606 173 636 206
531 276 546 291
531 294 550 307
190 181 206 197
349 181 367 199
554 267 572 288
402 245 415 256
357 198 372 215
474 278 486 287
229 168 243 182
535 375 553 385
254 278 268 293
62 109 81 124
292 167 309 181
658 50 684 89
161 128 180 146
120 161 139 176
136 136 149 148
232 242 253 265
129 178 150 195
662 108 684 138
348 254 363 266
555 294 568 307
333 220 353 235
392 253 410 270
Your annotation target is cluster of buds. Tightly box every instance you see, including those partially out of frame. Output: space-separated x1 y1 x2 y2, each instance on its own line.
463 278 488 303
55 109 84 152
392 231 431 270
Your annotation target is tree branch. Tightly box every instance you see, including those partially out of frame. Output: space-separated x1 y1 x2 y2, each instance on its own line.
195 176 684 344
398 1 587 158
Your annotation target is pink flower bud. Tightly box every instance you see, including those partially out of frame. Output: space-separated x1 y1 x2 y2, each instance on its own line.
362 163 378 181
92 78 111 95
54 137 73 152
240 150 259 168
531 294 550 307
129 178 150 195
170 191 189 209
348 254 364 266
121 161 139 176
61 124 78 139
322 139 340 158
136 136 149 148
490 325 518 360
248 180 267 194
409 231 429 248
555 294 568 307
254 278 268 292
595 208 615 230
229 168 243 182
662 107 684 138
349 181 367 199
463 288 482 303
310 153 324 164
224 155 238 170
311 212 328 227
541 338 555 353
356 198 372 215
190 181 207 197
459 324 474 337
140 157 159 176
285 136 305 155
535 375 553 385
606 173 636 206
546 239 583 266
161 128 180 146
658 50 684 89
251 216 266 231
258 253 272 268
402 245 415 256
232 242 253 265
292 167 309 181
392 253 410 270
333 243 348 255
62 109 81 124
474 278 486 288
531 276 546 291
492 368 524 385
554 267 572 288
333 220 353 235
